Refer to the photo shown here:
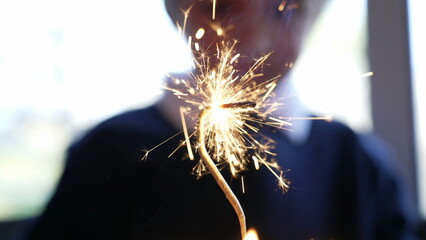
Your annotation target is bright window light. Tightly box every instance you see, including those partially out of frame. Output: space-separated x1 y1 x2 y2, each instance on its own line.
408 0 426 219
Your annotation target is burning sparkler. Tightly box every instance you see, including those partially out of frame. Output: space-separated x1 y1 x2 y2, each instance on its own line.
165 41 290 189
162 40 291 239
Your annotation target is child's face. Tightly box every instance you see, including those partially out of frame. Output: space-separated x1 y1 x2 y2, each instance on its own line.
172 0 309 81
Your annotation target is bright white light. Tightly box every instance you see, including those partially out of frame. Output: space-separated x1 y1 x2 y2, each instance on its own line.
408 0 426 219
293 0 371 132
0 0 192 125
0 0 192 220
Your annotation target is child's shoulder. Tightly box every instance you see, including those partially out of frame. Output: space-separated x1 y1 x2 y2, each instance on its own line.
70 105 175 149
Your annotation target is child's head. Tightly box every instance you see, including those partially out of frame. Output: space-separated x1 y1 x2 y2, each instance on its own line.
164 0 328 80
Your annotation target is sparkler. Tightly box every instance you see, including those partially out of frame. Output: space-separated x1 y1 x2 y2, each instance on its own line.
166 41 289 189
162 40 290 239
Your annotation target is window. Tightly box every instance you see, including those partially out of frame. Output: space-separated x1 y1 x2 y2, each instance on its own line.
408 0 426 219
0 0 190 221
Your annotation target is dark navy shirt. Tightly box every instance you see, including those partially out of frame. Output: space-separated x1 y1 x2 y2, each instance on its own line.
28 106 418 239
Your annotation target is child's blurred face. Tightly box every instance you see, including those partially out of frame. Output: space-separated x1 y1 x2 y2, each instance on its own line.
169 0 309 81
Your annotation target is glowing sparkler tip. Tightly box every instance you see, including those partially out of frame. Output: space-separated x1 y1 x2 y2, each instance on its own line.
244 228 260 240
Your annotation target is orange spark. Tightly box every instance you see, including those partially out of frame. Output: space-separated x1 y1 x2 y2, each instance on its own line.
278 0 287 12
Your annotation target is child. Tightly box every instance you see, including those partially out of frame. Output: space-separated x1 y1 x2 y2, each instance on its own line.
28 0 419 239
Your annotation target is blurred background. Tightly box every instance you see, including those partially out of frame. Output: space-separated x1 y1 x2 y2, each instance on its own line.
0 0 424 238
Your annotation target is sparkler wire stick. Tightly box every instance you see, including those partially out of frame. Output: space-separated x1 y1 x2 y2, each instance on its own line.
197 108 247 239
180 106 195 160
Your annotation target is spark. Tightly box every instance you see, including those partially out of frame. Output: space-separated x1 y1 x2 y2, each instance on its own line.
360 71 374 78
268 116 293 126
216 27 224 36
180 4 194 35
252 155 260 170
241 176 245 193
141 130 185 161
194 42 200 51
187 36 192 49
212 0 217 20
278 0 287 12
210 22 234 37
258 157 289 190
284 62 294 68
195 28 205 39
278 0 301 12
279 115 333 122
